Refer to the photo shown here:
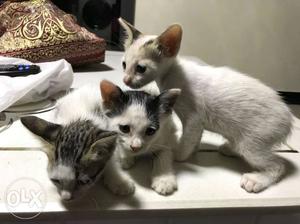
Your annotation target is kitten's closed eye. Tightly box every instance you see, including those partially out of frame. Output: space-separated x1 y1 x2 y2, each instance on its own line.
136 65 146 74
51 178 61 186
119 124 130 133
78 178 91 185
122 61 126 70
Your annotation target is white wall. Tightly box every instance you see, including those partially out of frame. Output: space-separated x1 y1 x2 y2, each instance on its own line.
134 0 300 92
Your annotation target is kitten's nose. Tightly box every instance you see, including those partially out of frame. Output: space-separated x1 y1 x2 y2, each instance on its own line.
123 76 132 85
130 145 141 152
61 190 72 201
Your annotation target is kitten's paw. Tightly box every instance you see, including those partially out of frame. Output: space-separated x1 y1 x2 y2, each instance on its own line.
104 177 135 196
219 143 237 157
120 156 135 170
240 173 272 193
151 175 178 195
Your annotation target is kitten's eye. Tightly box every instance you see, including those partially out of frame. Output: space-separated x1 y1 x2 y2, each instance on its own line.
136 65 146 74
122 61 126 70
119 124 130 133
145 127 156 136
51 178 60 185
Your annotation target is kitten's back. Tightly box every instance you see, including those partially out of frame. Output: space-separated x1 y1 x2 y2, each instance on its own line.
177 59 293 142
54 85 103 125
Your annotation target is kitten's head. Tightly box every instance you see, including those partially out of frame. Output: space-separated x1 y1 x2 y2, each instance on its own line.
21 116 117 201
118 18 183 89
100 80 180 154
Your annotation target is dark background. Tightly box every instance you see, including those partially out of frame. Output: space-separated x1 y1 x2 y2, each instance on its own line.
52 0 135 51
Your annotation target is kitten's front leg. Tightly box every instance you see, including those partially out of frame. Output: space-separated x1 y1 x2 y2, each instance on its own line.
174 115 203 161
151 149 177 195
103 152 135 196
118 147 135 170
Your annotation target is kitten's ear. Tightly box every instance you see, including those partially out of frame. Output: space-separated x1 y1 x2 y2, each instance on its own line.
157 24 182 57
157 89 181 114
21 116 61 143
118 17 142 49
82 132 117 163
100 80 124 109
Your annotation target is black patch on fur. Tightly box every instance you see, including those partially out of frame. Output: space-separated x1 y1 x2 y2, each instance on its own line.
106 90 160 129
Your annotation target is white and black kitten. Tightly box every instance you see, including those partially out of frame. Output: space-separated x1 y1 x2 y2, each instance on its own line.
100 80 180 196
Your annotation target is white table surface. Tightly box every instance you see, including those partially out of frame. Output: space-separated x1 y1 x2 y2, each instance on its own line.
0 51 300 218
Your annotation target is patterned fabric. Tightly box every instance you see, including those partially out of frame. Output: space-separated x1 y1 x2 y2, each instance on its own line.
0 25 5 37
0 0 106 65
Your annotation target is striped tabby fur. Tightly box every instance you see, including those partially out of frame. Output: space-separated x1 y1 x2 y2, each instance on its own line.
21 117 116 201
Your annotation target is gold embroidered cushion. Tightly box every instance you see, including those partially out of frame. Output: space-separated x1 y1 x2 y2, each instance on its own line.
0 0 106 65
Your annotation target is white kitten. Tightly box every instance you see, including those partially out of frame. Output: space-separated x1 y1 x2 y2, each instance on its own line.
119 18 293 193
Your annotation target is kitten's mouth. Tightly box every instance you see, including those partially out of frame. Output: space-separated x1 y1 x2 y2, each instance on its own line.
131 148 141 153
122 144 142 153
129 145 144 154
60 196 78 205
59 190 84 203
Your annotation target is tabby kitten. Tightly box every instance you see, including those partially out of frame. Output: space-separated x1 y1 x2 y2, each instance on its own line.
21 116 117 201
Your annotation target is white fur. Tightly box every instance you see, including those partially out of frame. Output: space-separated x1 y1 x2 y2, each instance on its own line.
54 85 108 130
49 164 75 181
122 32 293 193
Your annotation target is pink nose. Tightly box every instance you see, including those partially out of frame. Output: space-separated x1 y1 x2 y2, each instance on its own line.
123 76 132 85
130 145 141 152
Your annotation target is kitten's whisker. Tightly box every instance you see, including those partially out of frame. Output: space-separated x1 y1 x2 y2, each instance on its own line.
151 144 172 150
